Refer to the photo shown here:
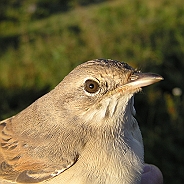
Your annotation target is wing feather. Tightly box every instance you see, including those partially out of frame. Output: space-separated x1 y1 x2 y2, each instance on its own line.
0 117 78 183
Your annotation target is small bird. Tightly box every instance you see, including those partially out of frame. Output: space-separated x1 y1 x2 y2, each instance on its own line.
0 59 163 184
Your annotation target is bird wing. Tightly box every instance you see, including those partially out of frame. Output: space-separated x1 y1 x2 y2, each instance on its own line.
0 116 78 183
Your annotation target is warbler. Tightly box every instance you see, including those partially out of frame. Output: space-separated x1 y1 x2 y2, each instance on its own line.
0 59 163 184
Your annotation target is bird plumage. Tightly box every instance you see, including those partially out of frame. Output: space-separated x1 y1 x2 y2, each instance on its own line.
0 59 163 184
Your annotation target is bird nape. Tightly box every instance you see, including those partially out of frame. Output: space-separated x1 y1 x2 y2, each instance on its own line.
0 59 163 184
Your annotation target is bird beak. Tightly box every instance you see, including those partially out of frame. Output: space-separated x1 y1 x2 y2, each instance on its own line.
125 72 164 89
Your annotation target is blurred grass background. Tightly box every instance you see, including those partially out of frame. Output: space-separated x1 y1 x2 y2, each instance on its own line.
0 0 184 183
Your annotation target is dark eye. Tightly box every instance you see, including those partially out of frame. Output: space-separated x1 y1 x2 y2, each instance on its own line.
84 79 100 93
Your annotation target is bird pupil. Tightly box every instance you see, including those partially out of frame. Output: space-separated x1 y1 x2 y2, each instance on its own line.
89 83 94 89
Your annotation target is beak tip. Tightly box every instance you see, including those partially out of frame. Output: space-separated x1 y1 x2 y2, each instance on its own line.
128 72 163 89
152 74 164 81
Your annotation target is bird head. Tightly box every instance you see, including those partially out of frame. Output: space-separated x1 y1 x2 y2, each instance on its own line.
54 59 163 128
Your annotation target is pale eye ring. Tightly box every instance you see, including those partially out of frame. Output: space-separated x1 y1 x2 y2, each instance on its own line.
84 79 100 93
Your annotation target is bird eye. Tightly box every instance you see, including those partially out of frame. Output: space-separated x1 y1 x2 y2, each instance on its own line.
84 79 100 93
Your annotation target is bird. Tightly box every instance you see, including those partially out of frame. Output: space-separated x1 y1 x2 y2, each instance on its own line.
0 59 163 184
